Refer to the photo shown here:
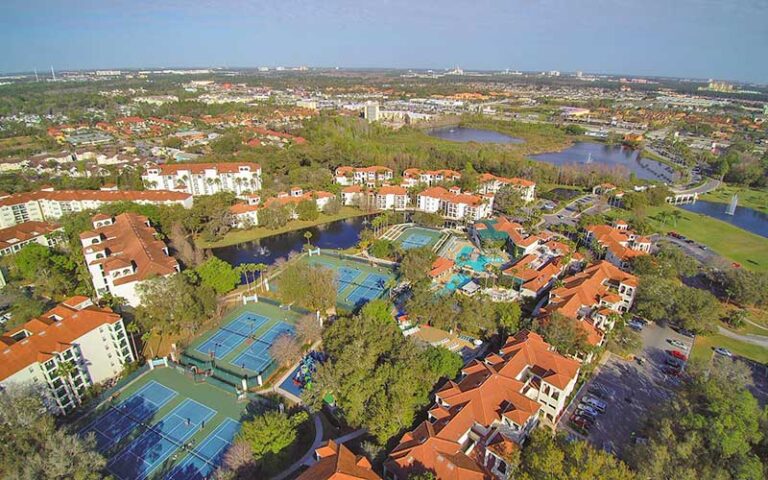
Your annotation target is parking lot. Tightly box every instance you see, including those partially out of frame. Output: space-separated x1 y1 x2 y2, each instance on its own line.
558 322 694 457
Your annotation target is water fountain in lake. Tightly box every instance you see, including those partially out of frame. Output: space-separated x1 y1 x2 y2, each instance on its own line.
725 194 738 216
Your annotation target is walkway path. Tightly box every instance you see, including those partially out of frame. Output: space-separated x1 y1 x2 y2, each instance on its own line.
271 413 324 480
717 326 768 348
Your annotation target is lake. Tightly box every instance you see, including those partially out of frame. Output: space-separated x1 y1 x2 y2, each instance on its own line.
427 126 524 144
530 142 677 183
680 200 768 238
212 216 371 268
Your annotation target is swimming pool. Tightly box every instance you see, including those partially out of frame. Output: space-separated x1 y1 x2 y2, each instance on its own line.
454 246 505 272
443 272 472 294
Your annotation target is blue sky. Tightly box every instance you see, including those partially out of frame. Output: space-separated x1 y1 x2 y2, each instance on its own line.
1 0 766 83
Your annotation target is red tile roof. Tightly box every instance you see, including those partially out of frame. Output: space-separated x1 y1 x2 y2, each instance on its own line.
0 299 121 381
84 213 178 285
0 221 61 250
387 331 578 480
0 189 191 208
147 162 260 175
297 441 381 480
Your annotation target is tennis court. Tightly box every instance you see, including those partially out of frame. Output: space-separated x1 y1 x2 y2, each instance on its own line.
196 313 269 359
165 418 240 480
230 321 295 373
346 272 389 306
78 367 250 480
107 398 217 480
393 226 444 250
302 253 396 310
81 380 178 452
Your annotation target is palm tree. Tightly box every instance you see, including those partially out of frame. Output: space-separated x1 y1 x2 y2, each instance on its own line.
141 331 154 358
237 265 252 291
670 210 683 227
304 231 313 247
54 360 80 406
126 321 141 359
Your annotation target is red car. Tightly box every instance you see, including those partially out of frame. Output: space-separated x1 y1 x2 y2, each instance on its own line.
668 350 688 361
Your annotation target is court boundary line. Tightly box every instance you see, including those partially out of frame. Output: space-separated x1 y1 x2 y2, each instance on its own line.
107 398 218 480
164 417 241 480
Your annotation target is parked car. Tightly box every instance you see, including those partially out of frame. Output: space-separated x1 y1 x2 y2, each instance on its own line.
662 365 682 376
628 320 644 331
582 395 607 413
667 339 688 350
587 383 611 400
635 356 646 366
665 357 683 367
714 347 733 357
668 350 688 361
677 328 695 338
570 415 594 430
576 405 600 419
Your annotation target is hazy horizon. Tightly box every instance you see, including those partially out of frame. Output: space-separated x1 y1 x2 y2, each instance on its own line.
2 0 767 83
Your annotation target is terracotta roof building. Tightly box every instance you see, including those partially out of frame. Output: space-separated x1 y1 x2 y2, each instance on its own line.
0 297 134 414
142 162 262 197
402 168 462 187
0 188 193 229
477 173 536 203
418 186 493 222
80 213 180 307
585 222 651 270
334 166 393 187
385 331 579 480
0 221 63 256
297 441 381 480
542 261 639 350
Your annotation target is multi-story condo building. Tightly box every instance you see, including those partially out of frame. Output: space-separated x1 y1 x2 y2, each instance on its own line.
334 166 393 187
341 185 410 211
402 168 462 187
0 296 134 414
477 173 536 203
142 162 262 197
0 188 193 229
0 221 63 256
384 330 580 480
542 261 639 350
585 221 651 270
80 213 180 306
263 187 335 216
503 238 584 299
417 186 493 221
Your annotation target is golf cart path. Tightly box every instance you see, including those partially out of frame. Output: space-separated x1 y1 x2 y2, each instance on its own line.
717 326 768 348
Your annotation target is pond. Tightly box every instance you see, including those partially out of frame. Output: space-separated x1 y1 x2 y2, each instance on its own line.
529 142 678 183
212 216 371 268
680 200 768 238
427 126 525 144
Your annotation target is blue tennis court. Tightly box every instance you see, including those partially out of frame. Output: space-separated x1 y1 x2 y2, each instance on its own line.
400 233 433 249
81 381 177 452
165 418 240 480
314 260 361 293
107 399 217 480
196 313 268 359
346 272 388 306
230 322 295 373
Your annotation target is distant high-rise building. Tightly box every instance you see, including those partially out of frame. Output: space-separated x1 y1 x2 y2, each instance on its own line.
364 101 380 122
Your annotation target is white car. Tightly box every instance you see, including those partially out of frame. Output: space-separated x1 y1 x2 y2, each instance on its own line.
714 347 733 357
667 339 688 350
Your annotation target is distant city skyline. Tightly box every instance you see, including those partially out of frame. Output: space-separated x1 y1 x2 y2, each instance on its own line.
1 0 767 83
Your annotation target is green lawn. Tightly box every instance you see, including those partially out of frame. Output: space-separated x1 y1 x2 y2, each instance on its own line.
643 205 768 272
700 185 768 214
691 333 768 364
198 207 369 248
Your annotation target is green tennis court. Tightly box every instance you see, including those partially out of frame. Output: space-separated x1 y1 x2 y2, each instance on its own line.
302 253 397 310
392 226 444 250
78 367 249 480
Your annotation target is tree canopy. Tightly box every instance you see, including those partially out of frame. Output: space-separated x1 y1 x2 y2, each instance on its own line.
195 256 240 294
628 361 767 479
0 386 106 480
304 300 439 442
276 262 336 312
135 272 217 336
